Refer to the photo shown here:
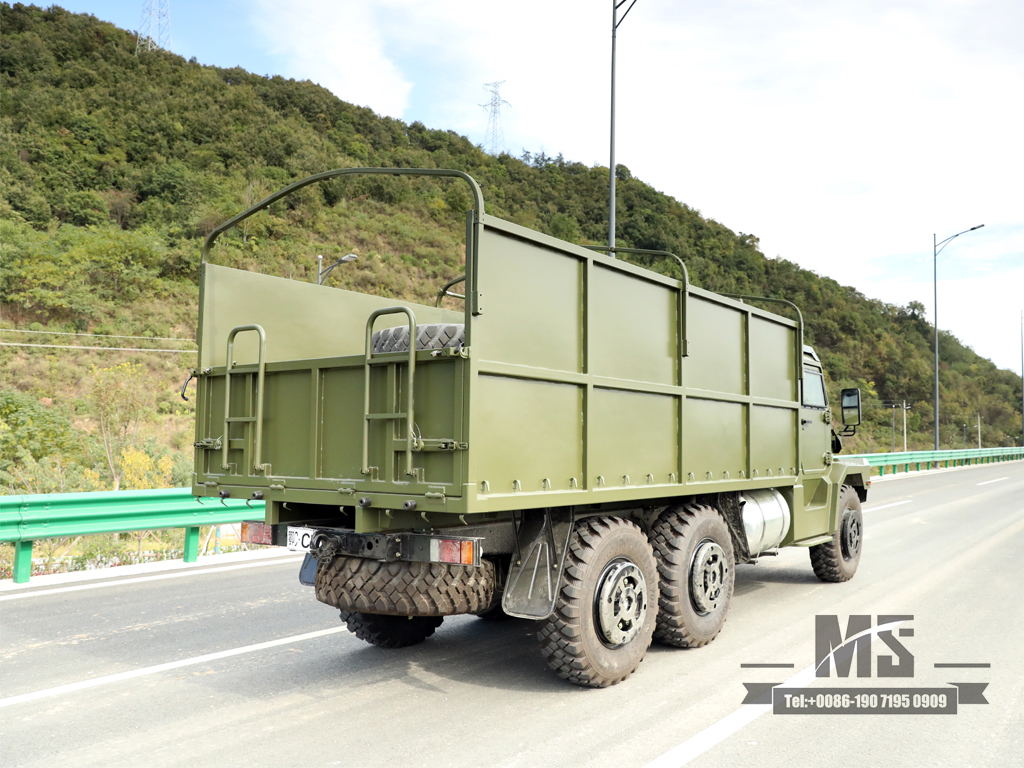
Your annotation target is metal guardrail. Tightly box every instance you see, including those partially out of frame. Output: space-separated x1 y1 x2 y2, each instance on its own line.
0 488 264 584
2 446 1021 584
847 447 1024 476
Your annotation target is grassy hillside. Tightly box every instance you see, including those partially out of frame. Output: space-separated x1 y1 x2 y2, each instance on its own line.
1 3 1021 498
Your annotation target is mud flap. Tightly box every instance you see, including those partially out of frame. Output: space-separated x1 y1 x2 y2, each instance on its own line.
501 508 574 619
298 552 317 586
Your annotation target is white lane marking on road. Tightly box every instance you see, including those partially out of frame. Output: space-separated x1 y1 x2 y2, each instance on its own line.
0 626 347 709
640 622 903 768
977 477 1008 486
0 556 305 602
864 500 912 512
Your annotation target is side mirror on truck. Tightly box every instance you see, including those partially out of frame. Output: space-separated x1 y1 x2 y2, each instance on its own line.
839 388 861 436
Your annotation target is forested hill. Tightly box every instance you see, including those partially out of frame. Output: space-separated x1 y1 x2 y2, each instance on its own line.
1 2 1021 493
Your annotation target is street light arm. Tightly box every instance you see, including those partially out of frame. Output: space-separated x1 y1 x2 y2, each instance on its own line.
616 0 638 27
934 224 984 256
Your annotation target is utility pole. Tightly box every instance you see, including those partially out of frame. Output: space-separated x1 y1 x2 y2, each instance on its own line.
136 0 172 54
481 82 509 156
890 405 896 452
977 413 982 449
902 400 908 452
963 423 967 448
608 0 639 254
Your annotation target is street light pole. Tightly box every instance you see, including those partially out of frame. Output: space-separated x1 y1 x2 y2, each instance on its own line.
890 405 896 452
933 224 984 449
317 253 358 285
608 0 638 254
902 400 908 452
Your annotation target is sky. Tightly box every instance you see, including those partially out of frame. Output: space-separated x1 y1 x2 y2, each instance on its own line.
55 0 1024 374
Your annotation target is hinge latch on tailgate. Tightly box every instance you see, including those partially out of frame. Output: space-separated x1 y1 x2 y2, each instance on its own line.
429 346 470 359
414 439 468 452
194 437 223 450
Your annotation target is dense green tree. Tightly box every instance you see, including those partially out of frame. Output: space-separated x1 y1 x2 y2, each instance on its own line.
0 2 1020 459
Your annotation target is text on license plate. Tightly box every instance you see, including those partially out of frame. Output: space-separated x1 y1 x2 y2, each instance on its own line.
287 526 315 552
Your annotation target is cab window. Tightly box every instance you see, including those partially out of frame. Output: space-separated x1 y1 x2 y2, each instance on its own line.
802 369 827 408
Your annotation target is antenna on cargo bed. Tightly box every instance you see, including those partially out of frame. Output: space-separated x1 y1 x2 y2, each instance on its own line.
481 82 509 156
136 0 172 54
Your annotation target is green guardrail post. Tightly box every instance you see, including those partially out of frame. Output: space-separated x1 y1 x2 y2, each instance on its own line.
13 540 33 584
184 526 200 563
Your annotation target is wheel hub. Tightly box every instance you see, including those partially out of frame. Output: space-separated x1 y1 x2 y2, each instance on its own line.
690 540 728 614
595 559 648 647
841 510 862 559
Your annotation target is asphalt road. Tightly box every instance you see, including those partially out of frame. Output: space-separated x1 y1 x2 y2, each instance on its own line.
2 461 1022 768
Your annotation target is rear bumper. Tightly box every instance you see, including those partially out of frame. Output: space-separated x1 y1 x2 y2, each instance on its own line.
308 527 482 567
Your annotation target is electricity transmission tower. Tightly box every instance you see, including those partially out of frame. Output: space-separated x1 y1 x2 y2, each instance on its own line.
136 0 172 54
481 81 510 156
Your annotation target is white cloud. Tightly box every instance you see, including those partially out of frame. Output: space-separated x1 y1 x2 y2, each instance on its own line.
251 0 412 117
250 0 1024 372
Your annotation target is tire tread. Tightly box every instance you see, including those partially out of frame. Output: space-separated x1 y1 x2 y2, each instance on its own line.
809 485 861 583
371 323 464 354
340 612 443 648
538 516 656 688
316 556 494 616
651 503 733 648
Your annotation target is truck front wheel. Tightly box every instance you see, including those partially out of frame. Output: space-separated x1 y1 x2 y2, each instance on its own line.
339 611 444 648
651 504 735 648
810 485 863 583
538 516 658 688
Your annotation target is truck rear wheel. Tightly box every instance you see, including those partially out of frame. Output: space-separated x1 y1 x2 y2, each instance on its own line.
651 503 735 648
810 485 863 583
340 611 443 648
538 516 658 688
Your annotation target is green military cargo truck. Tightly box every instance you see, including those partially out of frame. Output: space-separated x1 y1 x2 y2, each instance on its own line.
189 168 870 687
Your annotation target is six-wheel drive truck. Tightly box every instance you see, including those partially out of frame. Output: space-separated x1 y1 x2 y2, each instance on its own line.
188 168 870 688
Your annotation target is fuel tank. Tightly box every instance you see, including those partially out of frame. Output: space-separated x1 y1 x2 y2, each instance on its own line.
740 489 791 555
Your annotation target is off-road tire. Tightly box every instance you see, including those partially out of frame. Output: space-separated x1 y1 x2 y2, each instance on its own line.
810 485 863 583
538 516 658 688
371 323 464 354
651 503 735 648
474 557 510 620
340 611 443 648
315 556 495 616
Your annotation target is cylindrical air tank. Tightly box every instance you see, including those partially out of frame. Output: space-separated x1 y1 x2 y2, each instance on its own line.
740 489 792 556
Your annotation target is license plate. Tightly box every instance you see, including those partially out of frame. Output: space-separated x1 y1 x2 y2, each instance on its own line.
287 526 315 552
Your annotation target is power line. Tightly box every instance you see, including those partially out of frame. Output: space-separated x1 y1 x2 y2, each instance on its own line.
1 329 194 343
1 342 195 354
481 81 509 156
136 0 172 54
